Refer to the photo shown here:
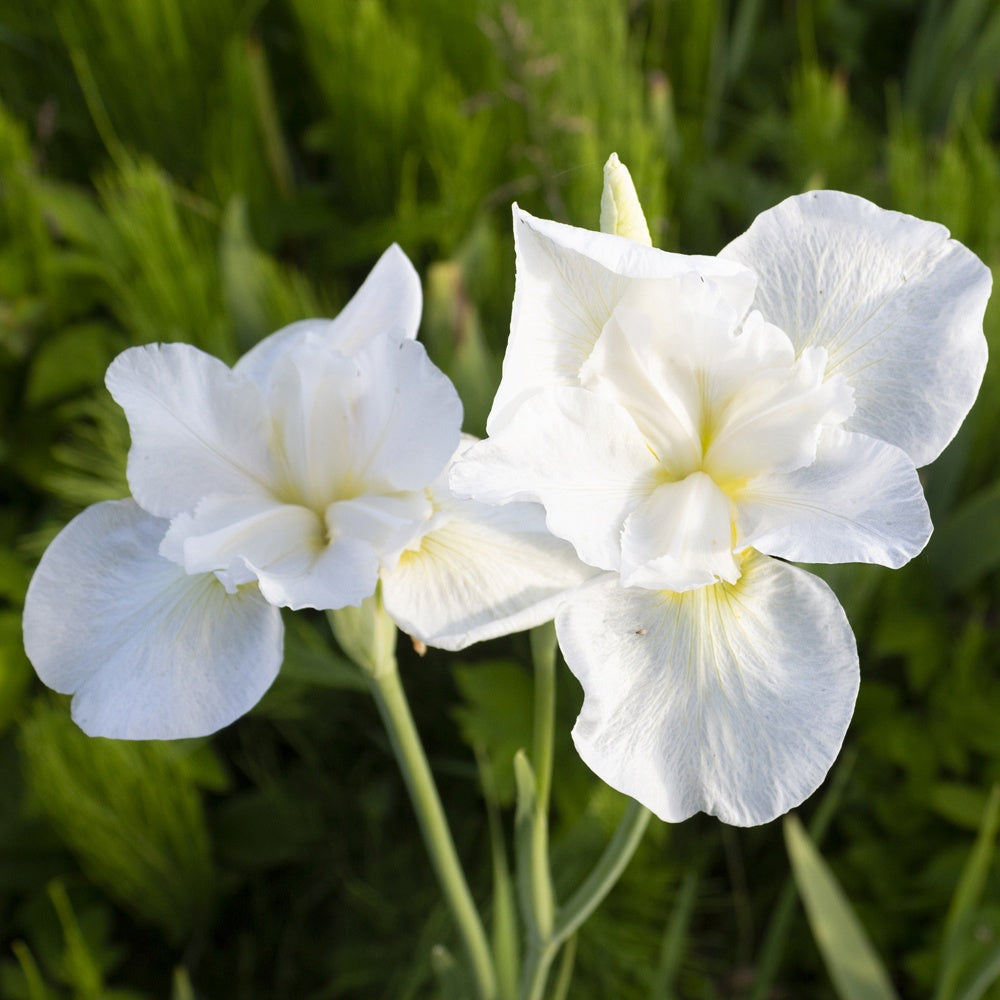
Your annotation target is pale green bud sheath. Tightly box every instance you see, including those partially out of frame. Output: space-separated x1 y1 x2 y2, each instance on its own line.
599 152 652 245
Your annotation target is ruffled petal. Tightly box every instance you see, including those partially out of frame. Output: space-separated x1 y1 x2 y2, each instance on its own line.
620 472 740 591
382 496 596 651
487 208 758 432
735 427 932 568
234 244 422 390
720 190 991 467
106 343 275 519
267 334 461 503
557 556 859 826
327 491 431 568
23 500 283 740
450 386 660 572
164 494 383 611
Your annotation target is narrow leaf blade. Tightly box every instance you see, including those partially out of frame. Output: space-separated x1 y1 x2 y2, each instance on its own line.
784 814 898 1000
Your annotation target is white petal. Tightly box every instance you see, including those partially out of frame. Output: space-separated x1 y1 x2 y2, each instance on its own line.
720 190 991 467
328 490 431 568
164 494 382 611
558 556 859 826
164 494 325 584
450 387 660 571
234 244 422 389
256 535 380 610
23 500 283 739
735 427 932 568
620 472 740 591
579 284 732 477
704 343 854 483
382 495 596 651
267 334 461 504
106 343 275 519
487 208 758 433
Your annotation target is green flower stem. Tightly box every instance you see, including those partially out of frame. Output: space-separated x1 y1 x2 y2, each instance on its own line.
518 624 558 945
549 932 578 1000
329 604 497 1000
554 799 652 942
529 622 558 814
366 663 497 1000
517 623 651 1000
519 800 651 1000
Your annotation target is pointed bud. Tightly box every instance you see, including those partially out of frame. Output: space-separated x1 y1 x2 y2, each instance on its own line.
600 152 652 245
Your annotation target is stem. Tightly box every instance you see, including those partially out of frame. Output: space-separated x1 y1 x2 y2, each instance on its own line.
530 622 558 814
554 800 652 943
520 940 559 1000
524 624 558 941
549 934 578 1000
515 626 560 1000
518 800 652 999
367 663 497 1000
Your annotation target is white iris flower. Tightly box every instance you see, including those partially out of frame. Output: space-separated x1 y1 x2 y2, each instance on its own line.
451 185 991 826
23 246 592 740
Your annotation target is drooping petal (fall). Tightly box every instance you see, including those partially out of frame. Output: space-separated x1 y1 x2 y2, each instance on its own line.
734 427 932 568
234 243 423 390
487 208 759 432
557 555 859 826
106 343 276 519
23 500 284 740
719 190 991 467
382 497 595 651
450 386 661 572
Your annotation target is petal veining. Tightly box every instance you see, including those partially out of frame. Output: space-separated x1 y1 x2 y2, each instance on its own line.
703 343 854 483
450 386 661 572
382 495 595 651
23 500 283 740
267 334 461 508
557 555 859 826
106 343 276 519
487 208 759 433
735 427 933 568
720 190 991 466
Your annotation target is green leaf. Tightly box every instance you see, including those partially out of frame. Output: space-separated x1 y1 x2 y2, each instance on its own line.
926 483 1000 592
452 660 534 806
936 786 1000 1000
9 941 51 1000
171 968 197 1000
24 321 120 406
47 881 104 1000
20 703 218 942
784 813 898 1000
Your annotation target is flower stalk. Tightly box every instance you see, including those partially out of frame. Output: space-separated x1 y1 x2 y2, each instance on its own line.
328 604 497 1000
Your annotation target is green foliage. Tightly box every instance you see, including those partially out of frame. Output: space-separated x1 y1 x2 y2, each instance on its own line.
19 703 219 943
785 813 899 1000
0 0 998 996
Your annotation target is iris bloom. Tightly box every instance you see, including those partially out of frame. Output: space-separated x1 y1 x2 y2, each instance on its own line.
452 179 991 826
24 246 591 740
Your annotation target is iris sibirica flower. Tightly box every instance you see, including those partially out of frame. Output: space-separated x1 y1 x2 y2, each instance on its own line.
24 246 591 740
451 167 992 826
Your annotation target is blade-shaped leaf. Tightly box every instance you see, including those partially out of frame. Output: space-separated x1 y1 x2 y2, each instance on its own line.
784 813 898 1000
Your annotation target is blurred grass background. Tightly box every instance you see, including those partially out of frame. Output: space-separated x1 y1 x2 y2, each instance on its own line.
1 0 999 996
